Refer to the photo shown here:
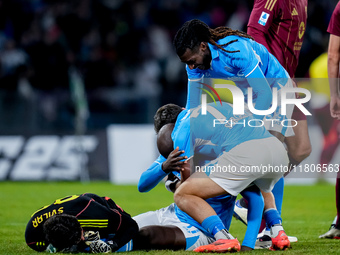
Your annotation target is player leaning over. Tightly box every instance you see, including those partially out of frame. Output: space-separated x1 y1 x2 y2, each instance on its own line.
159 102 291 252
172 19 300 249
173 19 296 127
137 104 265 251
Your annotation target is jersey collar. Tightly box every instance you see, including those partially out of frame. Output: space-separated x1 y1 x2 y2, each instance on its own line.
208 43 219 60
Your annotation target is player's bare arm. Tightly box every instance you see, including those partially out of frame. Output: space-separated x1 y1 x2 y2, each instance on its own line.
328 34 340 119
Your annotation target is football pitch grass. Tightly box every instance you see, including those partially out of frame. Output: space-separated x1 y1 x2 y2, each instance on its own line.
1 181 339 254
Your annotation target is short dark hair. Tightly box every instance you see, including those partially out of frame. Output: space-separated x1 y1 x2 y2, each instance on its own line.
43 214 82 251
154 104 182 134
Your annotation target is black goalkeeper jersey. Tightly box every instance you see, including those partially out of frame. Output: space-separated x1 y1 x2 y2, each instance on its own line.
25 193 138 252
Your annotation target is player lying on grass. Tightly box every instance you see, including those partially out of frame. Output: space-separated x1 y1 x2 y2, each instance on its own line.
157 103 291 252
137 103 266 251
26 192 260 253
25 191 260 253
25 193 139 253
27 192 233 253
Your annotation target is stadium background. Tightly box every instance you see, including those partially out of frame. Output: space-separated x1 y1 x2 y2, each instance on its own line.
0 0 339 184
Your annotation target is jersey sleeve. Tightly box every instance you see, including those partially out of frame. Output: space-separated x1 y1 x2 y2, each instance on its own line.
247 0 279 34
25 216 48 251
137 155 168 192
245 64 273 119
172 117 192 158
79 197 139 252
185 65 204 109
102 199 139 251
327 2 340 36
222 39 273 115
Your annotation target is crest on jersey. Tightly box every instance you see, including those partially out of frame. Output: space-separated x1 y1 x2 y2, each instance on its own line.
258 12 270 26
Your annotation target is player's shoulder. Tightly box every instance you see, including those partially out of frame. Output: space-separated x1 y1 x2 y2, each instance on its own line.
276 0 307 12
217 36 252 60
218 35 248 48
334 2 340 14
252 0 281 12
220 37 256 70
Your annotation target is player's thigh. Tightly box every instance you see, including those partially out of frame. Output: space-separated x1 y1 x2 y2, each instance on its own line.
177 172 227 199
134 203 205 229
133 211 160 228
253 137 288 192
133 204 177 228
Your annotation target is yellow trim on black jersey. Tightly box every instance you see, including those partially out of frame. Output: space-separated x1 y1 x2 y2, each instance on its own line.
78 219 108 228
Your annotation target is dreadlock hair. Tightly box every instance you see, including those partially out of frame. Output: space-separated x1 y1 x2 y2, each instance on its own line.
43 214 82 251
154 104 182 134
173 19 254 57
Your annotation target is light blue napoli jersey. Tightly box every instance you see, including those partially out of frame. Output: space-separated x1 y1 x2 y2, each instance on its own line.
173 102 272 159
172 109 191 158
138 154 168 193
187 36 289 81
169 107 236 236
171 102 270 241
185 35 290 113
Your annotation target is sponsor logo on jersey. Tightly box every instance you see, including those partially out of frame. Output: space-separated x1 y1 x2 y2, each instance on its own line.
299 22 306 39
237 69 245 77
258 12 270 26
291 8 298 16
224 65 233 72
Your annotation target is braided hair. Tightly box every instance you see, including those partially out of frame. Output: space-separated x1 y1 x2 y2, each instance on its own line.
173 19 253 57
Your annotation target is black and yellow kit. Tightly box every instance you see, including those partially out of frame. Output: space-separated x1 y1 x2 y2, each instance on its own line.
25 193 138 252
